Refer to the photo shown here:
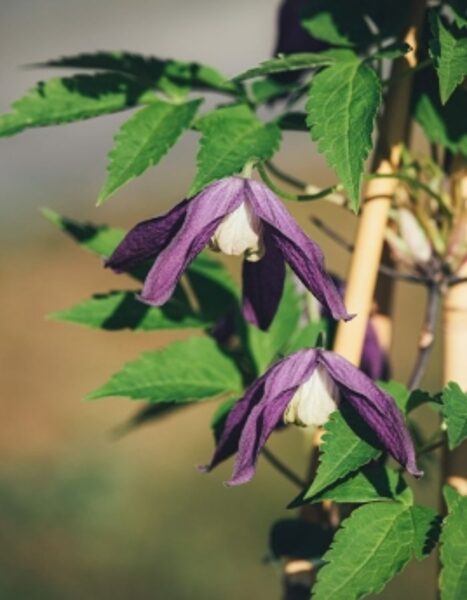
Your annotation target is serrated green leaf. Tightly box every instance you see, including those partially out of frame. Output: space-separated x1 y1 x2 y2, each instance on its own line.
50 290 209 331
313 502 415 600
190 104 281 195
305 404 381 497
411 504 441 561
88 337 243 402
42 208 125 257
306 60 381 211
250 80 298 104
243 276 301 374
276 111 308 132
443 484 461 511
39 51 236 95
441 382 467 449
0 74 153 138
296 465 410 506
430 13 467 104
98 98 201 204
414 84 467 157
440 491 467 599
235 52 336 81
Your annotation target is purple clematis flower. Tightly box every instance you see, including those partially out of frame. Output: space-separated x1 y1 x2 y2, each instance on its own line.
201 348 422 486
106 177 351 330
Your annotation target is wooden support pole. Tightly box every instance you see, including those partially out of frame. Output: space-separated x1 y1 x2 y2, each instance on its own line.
333 0 426 365
442 161 467 495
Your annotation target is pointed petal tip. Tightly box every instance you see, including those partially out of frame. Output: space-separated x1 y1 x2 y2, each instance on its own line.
136 292 162 308
197 463 210 474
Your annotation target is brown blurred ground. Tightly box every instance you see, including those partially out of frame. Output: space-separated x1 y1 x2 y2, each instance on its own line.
0 1 443 598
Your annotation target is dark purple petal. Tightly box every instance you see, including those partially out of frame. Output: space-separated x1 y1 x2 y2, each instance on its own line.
140 177 245 306
105 199 189 272
242 229 286 330
202 349 317 477
319 350 422 477
245 179 351 322
361 320 391 381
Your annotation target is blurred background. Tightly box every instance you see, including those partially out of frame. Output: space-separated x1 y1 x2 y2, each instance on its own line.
0 1 442 598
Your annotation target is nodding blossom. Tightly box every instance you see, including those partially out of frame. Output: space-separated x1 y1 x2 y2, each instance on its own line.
202 348 422 486
106 176 351 330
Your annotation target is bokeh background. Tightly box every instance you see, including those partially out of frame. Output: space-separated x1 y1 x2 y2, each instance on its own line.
0 2 443 598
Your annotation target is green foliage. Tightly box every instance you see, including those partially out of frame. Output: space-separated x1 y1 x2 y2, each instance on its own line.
296 465 410 506
40 51 236 96
306 59 381 211
414 84 467 157
313 502 440 600
98 98 201 204
190 104 281 195
441 382 467 449
42 208 125 258
377 380 433 413
0 74 154 138
285 320 328 354
244 277 301 374
440 488 467 599
303 404 381 498
235 53 336 81
50 290 209 331
88 336 243 402
430 13 467 104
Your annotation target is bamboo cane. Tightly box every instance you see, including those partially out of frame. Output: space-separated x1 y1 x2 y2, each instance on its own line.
333 0 426 365
442 162 467 495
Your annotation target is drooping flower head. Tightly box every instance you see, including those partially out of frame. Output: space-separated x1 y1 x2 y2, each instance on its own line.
201 348 422 486
106 177 351 330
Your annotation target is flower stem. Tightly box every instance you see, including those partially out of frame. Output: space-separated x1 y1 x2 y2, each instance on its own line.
262 447 306 489
407 283 441 390
257 163 340 202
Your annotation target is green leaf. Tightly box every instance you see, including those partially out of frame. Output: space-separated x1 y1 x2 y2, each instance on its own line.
235 52 336 81
414 85 467 157
39 51 236 96
306 60 381 211
314 503 414 599
430 13 467 104
411 504 441 561
276 111 308 132
440 491 467 599
98 98 201 204
88 336 243 402
42 208 125 257
305 404 381 497
447 0 467 28
285 320 328 354
371 41 413 60
295 465 410 506
50 290 209 331
244 276 301 374
441 382 467 449
190 104 281 195
250 80 296 104
0 74 153 138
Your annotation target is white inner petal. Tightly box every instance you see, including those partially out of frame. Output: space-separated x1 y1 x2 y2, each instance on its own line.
398 208 432 264
284 364 340 427
210 201 263 259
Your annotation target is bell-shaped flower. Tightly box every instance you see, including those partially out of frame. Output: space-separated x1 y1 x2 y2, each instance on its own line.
106 176 351 330
201 348 422 486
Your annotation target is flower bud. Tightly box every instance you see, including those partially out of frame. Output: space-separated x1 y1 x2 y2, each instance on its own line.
398 208 432 265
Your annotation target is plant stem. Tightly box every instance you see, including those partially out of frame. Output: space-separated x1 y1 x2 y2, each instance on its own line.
257 163 339 202
407 284 441 390
262 447 306 488
265 160 307 190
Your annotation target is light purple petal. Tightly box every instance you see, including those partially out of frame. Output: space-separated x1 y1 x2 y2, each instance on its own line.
227 350 318 485
105 199 190 272
202 349 316 477
140 177 245 306
242 229 286 330
245 179 351 322
319 350 422 477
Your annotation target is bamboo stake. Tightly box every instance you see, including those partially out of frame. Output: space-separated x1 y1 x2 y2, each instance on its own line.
442 161 467 495
333 0 426 365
